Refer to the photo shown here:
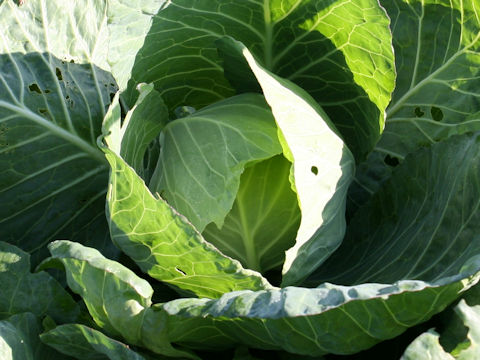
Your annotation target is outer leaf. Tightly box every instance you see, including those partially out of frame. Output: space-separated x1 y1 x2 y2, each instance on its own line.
103 83 168 178
402 299 480 359
0 241 79 323
0 0 118 263
144 274 479 356
352 0 480 211
0 313 73 360
104 149 272 299
218 38 355 286
44 240 194 359
41 324 147 360
203 155 300 273
401 330 454 360
309 132 480 286
149 93 282 233
114 0 394 160
378 0 480 159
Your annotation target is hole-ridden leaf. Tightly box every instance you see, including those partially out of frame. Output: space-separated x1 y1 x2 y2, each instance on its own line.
108 0 395 161
350 0 480 213
149 93 283 233
103 148 273 299
431 106 444 122
216 37 355 286
0 0 119 264
384 154 400 167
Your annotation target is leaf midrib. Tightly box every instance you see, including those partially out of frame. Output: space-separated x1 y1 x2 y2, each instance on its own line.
0 101 106 163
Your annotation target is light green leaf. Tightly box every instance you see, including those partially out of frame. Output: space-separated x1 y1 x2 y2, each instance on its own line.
104 149 273 299
148 275 478 356
103 83 168 178
44 240 194 359
401 330 455 360
309 133 480 286
115 0 394 160
0 313 73 360
203 155 300 273
107 0 168 91
0 0 119 263
402 299 480 359
218 38 355 286
149 93 282 233
0 241 79 323
41 324 148 360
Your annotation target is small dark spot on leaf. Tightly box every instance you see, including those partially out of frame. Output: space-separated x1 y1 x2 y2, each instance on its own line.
311 166 318 175
44 89 51 94
70 59 75 63
104 83 108 87
414 107 424 117
28 83 42 94
55 67 63 81
431 106 443 121
109 92 116 102
384 155 400 167
65 95 70 100
175 267 187 276
38 108 48 115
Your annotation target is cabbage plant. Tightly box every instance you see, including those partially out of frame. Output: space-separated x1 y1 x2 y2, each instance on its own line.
1 0 480 359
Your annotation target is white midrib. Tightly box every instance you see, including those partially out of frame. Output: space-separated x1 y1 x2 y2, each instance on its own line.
0 100 106 163
237 192 261 272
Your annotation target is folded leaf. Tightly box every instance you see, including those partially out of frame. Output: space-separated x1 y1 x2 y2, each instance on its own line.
0 241 79 323
41 324 148 360
102 83 168 179
148 93 282 233
0 313 72 360
203 155 300 273
0 0 118 263
44 240 194 359
309 132 480 286
115 0 394 160
149 276 478 356
104 149 273 298
217 38 355 286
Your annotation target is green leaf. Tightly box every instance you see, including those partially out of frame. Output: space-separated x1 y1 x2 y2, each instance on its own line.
401 299 480 359
103 83 168 179
0 313 73 360
107 0 168 91
378 0 480 159
218 38 355 286
0 241 79 323
116 0 394 160
203 155 300 273
309 133 480 286
149 93 282 233
41 324 148 360
45 240 153 345
104 149 273 299
0 0 119 263
44 240 194 359
147 276 478 356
